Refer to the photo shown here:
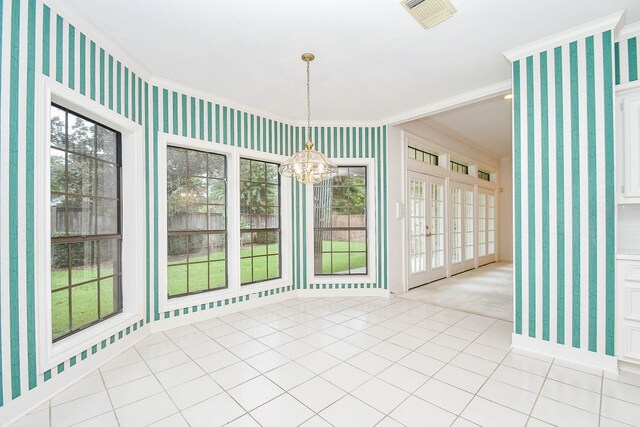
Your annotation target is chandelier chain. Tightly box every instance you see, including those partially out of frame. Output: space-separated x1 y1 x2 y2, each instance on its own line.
307 59 311 143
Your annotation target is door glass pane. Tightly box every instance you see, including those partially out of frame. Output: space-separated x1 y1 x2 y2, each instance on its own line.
464 189 474 261
478 193 486 257
451 187 462 264
488 194 495 255
430 182 445 269
409 179 426 273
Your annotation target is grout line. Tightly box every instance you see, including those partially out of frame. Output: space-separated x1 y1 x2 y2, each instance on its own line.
598 372 604 427
23 296 574 427
98 368 121 427
523 355 554 426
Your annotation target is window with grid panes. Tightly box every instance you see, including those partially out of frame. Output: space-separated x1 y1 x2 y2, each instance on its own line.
408 145 439 166
313 167 368 275
166 147 227 297
478 170 491 181
450 160 469 175
50 104 122 342
240 158 281 285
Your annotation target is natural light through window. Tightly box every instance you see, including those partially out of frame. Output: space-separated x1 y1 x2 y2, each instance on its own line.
50 105 123 342
313 166 368 276
166 147 227 297
239 158 282 285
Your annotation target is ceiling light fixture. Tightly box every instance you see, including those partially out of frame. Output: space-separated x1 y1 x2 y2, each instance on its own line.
503 93 513 100
279 53 338 184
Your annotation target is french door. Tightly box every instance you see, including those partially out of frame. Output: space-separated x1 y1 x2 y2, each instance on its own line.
408 172 447 289
477 188 496 266
450 181 475 275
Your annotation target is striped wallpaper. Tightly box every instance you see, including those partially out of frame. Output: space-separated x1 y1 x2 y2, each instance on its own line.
511 29 616 356
0 0 388 411
615 33 640 85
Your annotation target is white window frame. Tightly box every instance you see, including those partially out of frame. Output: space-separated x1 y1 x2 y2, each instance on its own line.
35 76 146 372
157 133 292 313
305 157 378 286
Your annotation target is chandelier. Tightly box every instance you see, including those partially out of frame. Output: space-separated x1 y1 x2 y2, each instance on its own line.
279 53 338 184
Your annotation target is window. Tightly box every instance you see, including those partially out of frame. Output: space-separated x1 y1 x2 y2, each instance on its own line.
487 194 495 255
478 170 491 181
450 186 462 264
408 145 439 166
50 104 122 342
464 189 474 261
478 193 487 257
477 191 496 260
450 160 469 175
239 158 281 285
166 147 227 298
313 167 367 275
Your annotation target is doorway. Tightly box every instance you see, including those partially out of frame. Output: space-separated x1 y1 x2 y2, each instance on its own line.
408 171 447 289
449 181 475 275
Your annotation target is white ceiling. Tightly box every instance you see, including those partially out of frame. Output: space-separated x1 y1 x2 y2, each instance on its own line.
56 0 640 122
427 95 513 157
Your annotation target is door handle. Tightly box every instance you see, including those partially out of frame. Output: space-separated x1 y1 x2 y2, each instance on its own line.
425 225 433 237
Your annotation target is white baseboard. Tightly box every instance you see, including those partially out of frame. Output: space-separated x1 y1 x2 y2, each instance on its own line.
151 287 389 332
296 288 390 298
511 334 619 373
149 291 293 333
0 327 149 427
618 360 640 375
2 287 389 424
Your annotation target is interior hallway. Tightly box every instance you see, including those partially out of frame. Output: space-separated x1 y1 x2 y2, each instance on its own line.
401 262 513 322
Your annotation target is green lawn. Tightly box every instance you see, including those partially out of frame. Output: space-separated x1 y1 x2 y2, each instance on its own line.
167 243 280 295
319 241 366 274
51 241 366 339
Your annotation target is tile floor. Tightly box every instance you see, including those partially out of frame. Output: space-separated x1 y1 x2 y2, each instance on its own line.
403 263 513 321
11 296 640 427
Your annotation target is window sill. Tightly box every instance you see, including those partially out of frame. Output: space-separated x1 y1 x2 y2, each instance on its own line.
307 274 377 286
240 277 291 294
160 278 292 314
45 311 140 372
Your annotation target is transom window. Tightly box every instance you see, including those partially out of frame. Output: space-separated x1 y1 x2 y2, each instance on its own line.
240 158 281 285
313 167 368 275
478 170 491 181
450 160 469 175
166 147 227 298
408 145 439 166
50 104 122 342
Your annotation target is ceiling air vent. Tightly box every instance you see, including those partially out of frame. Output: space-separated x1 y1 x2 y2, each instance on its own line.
401 0 457 29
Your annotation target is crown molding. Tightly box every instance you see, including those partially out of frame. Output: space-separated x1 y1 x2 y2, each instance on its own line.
618 20 640 40
41 0 152 80
150 77 387 129
148 75 295 126
503 10 625 61
385 79 512 126
290 119 388 128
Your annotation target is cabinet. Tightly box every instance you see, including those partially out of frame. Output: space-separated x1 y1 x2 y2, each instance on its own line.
618 90 640 203
617 257 640 364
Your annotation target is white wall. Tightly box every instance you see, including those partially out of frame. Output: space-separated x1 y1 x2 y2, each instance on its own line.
386 125 406 296
499 157 513 262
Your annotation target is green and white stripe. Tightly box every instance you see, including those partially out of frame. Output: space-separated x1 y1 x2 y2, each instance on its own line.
0 0 389 409
512 30 615 356
615 34 640 85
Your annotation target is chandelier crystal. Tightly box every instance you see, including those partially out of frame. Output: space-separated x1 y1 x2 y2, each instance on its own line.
279 53 338 184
